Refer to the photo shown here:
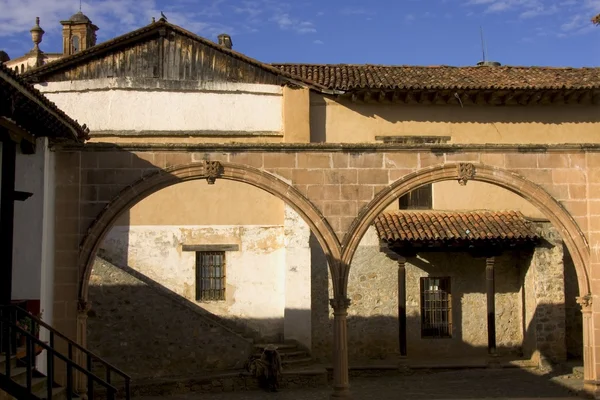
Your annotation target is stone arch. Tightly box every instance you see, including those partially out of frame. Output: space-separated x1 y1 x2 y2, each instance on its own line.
78 161 342 301
341 162 591 298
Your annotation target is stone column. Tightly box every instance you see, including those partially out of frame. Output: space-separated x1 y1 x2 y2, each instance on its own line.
75 300 90 394
578 295 598 396
330 297 351 399
398 256 407 357
486 257 496 355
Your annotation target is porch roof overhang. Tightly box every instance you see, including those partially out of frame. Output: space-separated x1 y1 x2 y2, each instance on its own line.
0 62 89 145
374 210 541 257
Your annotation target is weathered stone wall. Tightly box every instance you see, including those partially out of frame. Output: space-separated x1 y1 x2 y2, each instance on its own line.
101 224 286 339
526 222 567 366
341 227 527 362
87 257 254 379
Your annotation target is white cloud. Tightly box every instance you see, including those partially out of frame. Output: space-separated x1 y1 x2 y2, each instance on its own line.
313 39 324 45
464 0 600 37
340 7 375 16
271 13 316 34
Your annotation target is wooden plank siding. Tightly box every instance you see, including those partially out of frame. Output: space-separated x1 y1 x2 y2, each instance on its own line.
42 31 283 85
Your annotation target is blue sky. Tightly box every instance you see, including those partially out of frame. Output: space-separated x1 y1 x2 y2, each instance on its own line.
1 0 599 67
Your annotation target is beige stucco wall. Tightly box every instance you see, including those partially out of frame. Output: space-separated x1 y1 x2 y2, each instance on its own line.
311 94 600 144
433 181 544 218
283 86 310 143
114 180 284 226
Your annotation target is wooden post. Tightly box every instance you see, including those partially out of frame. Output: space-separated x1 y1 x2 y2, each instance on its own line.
0 139 16 306
486 256 496 355
398 256 407 356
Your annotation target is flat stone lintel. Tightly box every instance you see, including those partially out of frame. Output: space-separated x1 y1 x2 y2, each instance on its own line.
181 244 239 252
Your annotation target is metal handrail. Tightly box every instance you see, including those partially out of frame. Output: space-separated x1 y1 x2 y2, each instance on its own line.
0 305 130 399
4 305 130 380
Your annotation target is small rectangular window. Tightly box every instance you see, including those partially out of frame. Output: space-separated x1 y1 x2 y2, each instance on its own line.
399 184 432 210
196 251 226 301
420 277 452 338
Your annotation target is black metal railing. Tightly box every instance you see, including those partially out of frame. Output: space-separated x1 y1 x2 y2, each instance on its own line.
0 305 130 399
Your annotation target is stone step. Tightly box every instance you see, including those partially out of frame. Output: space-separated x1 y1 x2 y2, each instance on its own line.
11 368 47 394
572 365 584 378
282 357 313 367
33 386 72 400
0 354 17 371
253 343 298 351
252 349 308 359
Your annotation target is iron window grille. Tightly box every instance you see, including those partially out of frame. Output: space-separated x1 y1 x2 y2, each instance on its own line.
196 251 226 301
399 184 432 210
420 277 452 338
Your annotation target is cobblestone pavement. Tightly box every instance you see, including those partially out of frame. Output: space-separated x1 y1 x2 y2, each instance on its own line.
136 368 582 399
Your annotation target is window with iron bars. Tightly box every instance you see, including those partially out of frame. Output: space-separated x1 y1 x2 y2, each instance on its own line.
420 277 452 338
196 251 226 301
399 184 432 210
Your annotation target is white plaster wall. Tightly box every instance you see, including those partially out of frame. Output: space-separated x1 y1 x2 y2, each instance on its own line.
38 80 282 133
37 141 55 374
12 138 46 300
100 225 286 338
283 205 312 350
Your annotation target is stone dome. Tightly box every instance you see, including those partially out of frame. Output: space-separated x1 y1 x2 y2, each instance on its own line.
0 51 10 63
69 11 91 23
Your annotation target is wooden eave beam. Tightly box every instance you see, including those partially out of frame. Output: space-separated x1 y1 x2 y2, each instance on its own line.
539 90 553 105
528 92 542 105
504 91 519 106
579 91 592 104
551 91 566 105
475 91 487 105
0 117 36 145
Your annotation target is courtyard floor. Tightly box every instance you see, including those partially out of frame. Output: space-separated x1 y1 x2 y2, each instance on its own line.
135 368 584 399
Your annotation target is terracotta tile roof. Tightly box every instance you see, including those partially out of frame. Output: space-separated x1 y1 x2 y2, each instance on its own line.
273 64 600 91
374 210 539 244
0 62 88 142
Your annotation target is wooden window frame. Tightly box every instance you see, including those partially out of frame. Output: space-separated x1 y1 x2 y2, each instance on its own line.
420 276 452 339
195 251 226 302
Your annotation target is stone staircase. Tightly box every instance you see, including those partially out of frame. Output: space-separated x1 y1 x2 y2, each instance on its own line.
253 342 313 369
0 350 74 400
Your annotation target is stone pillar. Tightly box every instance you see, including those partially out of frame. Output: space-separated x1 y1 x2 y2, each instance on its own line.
75 300 90 394
486 257 496 355
578 295 598 396
330 297 351 399
397 256 407 357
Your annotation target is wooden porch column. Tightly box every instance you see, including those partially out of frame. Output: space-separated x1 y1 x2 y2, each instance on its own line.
398 256 407 356
486 256 496 355
330 297 351 399
0 139 16 306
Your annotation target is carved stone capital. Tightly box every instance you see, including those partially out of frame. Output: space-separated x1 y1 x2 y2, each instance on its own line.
457 163 476 186
204 160 224 184
329 297 351 312
77 300 92 316
577 294 592 312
